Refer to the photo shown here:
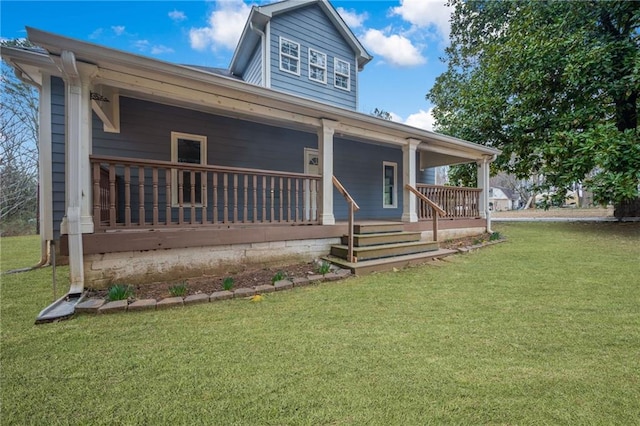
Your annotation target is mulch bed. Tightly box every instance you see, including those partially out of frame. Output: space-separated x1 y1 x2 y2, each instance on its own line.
86 232 500 301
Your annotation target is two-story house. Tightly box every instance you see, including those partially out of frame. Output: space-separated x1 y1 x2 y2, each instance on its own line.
1 0 499 321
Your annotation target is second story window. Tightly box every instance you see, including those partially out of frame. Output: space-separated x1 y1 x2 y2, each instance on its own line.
309 48 327 83
334 58 350 91
280 37 300 75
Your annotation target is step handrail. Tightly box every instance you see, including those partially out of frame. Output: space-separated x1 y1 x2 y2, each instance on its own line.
333 176 359 263
405 184 446 241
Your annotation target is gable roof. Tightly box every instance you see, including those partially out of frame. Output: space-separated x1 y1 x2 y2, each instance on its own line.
230 0 372 76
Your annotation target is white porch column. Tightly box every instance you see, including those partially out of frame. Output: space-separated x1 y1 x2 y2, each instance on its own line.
477 156 492 230
59 51 97 293
318 119 337 225
401 138 421 222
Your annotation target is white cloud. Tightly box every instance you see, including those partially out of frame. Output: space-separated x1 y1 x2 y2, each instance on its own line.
151 45 175 55
111 25 126 36
404 108 436 131
361 29 426 67
88 28 103 40
189 0 251 51
336 7 368 29
392 0 452 40
169 10 187 22
133 39 150 52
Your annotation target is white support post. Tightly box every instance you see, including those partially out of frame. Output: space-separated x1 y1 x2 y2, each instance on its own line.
318 119 337 225
401 138 421 222
477 156 492 231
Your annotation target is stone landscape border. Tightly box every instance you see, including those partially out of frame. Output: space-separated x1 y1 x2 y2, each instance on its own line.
74 239 507 316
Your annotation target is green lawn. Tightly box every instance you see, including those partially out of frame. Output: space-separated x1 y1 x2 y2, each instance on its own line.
1 223 639 425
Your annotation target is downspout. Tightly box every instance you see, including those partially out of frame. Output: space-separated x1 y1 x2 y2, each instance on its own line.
59 50 86 296
249 21 267 87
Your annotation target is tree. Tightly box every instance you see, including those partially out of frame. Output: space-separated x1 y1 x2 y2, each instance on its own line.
428 1 639 211
371 108 393 121
1 39 40 234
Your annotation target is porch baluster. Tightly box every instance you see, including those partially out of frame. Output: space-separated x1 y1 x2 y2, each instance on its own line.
178 168 184 225
165 169 171 225
109 165 116 227
92 163 101 230
243 174 248 223
213 172 218 224
152 168 159 225
233 174 238 223
252 175 257 223
223 173 229 223
139 166 145 226
124 166 131 227
270 176 275 223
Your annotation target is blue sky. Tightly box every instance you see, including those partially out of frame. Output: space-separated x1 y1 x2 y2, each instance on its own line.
1 0 453 130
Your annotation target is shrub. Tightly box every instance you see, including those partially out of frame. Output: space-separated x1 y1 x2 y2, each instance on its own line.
489 231 501 241
169 282 188 297
107 284 133 301
316 261 331 275
222 277 234 291
271 271 286 284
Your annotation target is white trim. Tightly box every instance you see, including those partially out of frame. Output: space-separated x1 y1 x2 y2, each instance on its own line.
279 37 300 76
265 22 272 88
334 57 350 91
171 132 207 207
308 48 327 84
319 120 336 225
383 161 398 209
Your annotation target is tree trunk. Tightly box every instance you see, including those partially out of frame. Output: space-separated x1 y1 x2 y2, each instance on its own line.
614 198 640 218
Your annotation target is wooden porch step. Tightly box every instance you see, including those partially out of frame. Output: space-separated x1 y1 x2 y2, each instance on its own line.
353 223 404 234
330 241 439 262
341 231 421 247
322 248 457 275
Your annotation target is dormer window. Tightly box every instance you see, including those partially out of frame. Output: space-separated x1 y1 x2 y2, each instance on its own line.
334 58 350 91
279 37 300 75
309 48 327 83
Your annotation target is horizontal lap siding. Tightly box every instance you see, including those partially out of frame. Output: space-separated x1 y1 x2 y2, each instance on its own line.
93 97 317 171
244 44 263 86
51 77 66 240
333 138 403 221
270 4 357 110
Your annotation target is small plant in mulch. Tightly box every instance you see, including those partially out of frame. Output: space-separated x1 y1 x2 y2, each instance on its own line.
222 277 235 291
169 282 188 297
271 271 286 284
107 284 133 301
473 238 483 245
489 231 502 241
315 261 331 276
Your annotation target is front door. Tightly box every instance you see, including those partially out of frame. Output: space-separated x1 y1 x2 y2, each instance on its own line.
304 148 319 221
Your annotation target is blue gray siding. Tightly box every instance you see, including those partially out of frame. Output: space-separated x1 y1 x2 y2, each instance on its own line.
269 4 357 110
51 77 66 240
334 138 404 220
244 44 263 86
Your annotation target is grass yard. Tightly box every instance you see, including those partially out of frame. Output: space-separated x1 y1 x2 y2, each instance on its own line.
1 222 639 425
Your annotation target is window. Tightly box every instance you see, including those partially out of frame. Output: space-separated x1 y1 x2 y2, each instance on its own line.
334 58 350 91
383 162 397 208
308 48 327 83
279 37 300 75
171 132 207 206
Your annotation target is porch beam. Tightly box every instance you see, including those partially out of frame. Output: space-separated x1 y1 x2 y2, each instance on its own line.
402 138 421 222
319 119 337 225
94 68 322 131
